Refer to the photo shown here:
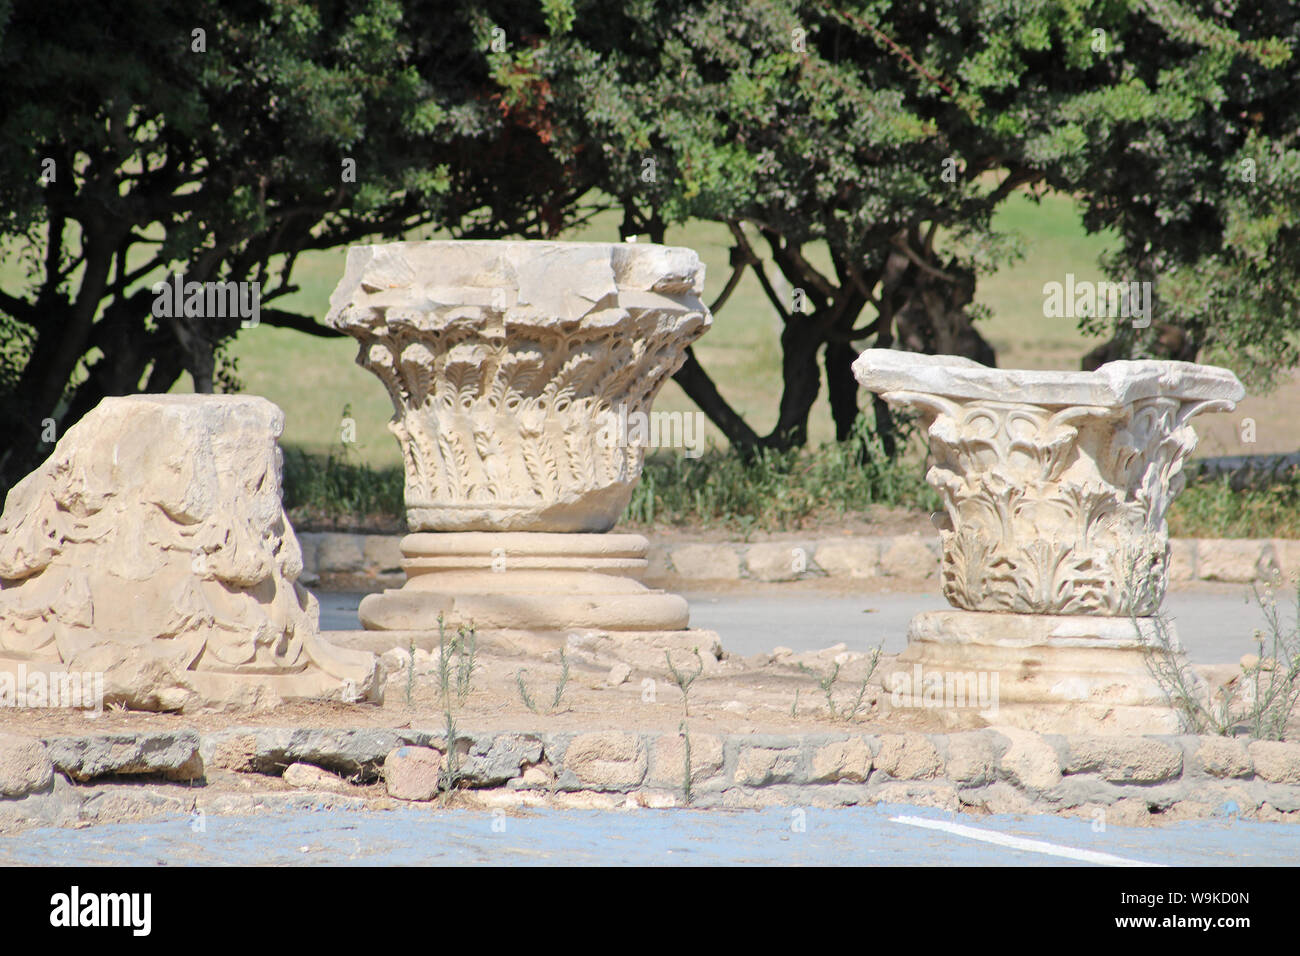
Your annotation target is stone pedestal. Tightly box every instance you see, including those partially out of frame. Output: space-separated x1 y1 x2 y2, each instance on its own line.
854 349 1244 733
326 240 714 642
357 533 688 631
882 610 1193 733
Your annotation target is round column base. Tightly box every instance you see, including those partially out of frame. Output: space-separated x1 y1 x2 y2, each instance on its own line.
878 610 1197 734
358 532 690 632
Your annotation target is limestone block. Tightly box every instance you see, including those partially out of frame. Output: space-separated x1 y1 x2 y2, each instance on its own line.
648 732 724 789
1272 538 1300 587
383 746 444 801
297 533 321 575
283 763 357 793
1064 735 1183 783
562 732 647 790
813 539 881 578
1168 538 1197 584
461 733 544 787
644 543 671 579
1196 539 1273 583
1247 740 1300 784
809 737 874 783
994 728 1063 790
0 734 53 797
363 536 405 573
670 544 741 579
745 543 811 582
317 533 366 573
879 536 939 578
1193 737 1253 778
873 734 942 780
44 732 203 782
0 395 381 711
733 746 801 786
943 731 1002 787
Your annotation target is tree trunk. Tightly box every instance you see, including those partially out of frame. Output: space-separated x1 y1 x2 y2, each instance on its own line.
825 340 861 443
890 254 996 368
766 317 824 449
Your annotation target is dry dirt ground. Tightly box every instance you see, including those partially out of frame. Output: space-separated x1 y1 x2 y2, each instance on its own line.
3 618 1267 740
5 628 951 739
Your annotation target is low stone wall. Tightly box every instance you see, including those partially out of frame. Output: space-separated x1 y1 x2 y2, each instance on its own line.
298 531 1300 588
3 727 1298 829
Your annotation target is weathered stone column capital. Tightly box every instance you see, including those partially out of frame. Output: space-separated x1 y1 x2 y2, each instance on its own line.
853 350 1245 615
326 240 710 533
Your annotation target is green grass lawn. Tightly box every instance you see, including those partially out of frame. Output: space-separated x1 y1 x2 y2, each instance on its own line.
216 189 1117 465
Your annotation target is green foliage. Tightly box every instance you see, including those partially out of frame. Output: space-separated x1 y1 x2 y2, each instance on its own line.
4 0 1297 496
437 616 477 709
1144 582 1300 740
405 635 417 707
504 0 1300 450
665 649 704 718
1169 472 1300 540
679 720 693 803
9 0 1292 494
434 613 477 796
281 446 405 526
276 437 1299 542
0 0 602 490
798 644 882 722
515 650 571 715
623 416 939 534
1050 2 1300 389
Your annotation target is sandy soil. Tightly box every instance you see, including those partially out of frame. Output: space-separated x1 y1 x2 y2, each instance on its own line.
3 638 957 739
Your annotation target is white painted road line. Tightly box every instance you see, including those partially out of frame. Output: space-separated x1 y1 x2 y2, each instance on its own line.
890 815 1166 867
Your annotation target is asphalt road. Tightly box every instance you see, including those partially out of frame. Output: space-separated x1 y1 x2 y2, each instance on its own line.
316 587 1281 665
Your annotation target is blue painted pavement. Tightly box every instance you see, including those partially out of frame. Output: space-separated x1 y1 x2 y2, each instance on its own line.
3 803 1296 866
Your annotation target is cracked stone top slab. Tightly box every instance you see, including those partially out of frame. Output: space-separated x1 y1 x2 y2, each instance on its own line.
325 240 706 334
852 349 1245 407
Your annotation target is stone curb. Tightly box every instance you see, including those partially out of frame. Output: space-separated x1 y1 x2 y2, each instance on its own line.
298 531 1300 588
8 727 1299 826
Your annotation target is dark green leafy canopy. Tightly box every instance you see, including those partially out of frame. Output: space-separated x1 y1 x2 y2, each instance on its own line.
0 0 592 487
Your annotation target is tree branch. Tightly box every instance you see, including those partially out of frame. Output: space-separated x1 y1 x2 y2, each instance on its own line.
708 242 753 314
258 309 345 337
728 222 791 323
671 347 762 450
